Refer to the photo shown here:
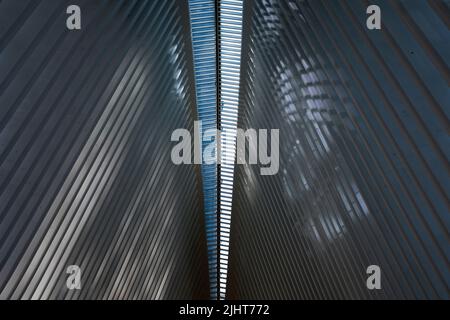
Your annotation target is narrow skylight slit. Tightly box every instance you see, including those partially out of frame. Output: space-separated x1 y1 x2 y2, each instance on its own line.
188 0 218 299
218 0 244 300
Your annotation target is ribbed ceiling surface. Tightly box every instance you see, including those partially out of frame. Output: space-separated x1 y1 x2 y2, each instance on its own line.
0 0 448 301
0 0 209 299
227 0 449 300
